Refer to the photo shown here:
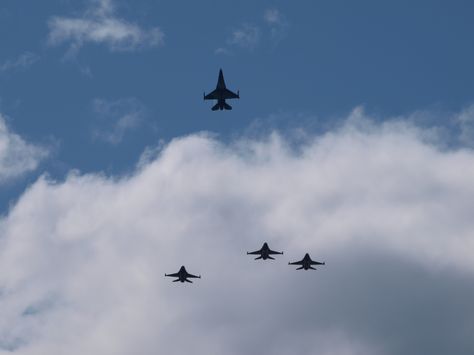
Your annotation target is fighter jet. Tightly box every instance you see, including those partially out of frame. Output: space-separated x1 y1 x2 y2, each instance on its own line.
288 253 325 270
204 69 239 111
165 266 201 283
247 242 283 260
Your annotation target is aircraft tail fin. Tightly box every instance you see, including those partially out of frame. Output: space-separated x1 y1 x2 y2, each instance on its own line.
173 279 180 282
296 266 304 270
268 256 275 260
309 266 316 270
185 279 193 283
255 256 263 260
224 103 232 110
211 103 220 111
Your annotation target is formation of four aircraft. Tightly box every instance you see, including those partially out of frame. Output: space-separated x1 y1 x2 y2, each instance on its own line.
165 70 325 283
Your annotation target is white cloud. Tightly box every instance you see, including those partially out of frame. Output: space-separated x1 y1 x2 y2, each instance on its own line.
1 109 474 354
91 98 145 145
0 53 40 73
47 0 164 55
0 114 49 183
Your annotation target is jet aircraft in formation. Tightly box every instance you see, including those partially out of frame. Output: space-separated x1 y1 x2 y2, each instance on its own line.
166 244 325 283
165 266 201 283
204 69 240 111
288 253 325 270
247 242 283 260
167 70 325 283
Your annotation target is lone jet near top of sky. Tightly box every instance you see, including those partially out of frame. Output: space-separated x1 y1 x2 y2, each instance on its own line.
247 242 283 260
289 253 325 270
165 266 201 283
204 69 240 111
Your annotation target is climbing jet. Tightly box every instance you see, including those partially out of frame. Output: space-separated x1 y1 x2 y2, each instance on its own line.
204 69 239 111
165 266 201 283
247 242 283 260
288 253 325 270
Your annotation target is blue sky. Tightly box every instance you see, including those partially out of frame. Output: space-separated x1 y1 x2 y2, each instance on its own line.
1 0 474 178
1 1 474 354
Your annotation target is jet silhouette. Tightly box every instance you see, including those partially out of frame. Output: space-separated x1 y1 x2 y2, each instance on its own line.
165 266 201 283
288 253 325 270
247 242 283 260
204 69 239 111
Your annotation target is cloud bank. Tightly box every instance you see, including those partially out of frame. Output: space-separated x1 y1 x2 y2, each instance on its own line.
47 0 164 55
0 114 49 183
1 109 474 354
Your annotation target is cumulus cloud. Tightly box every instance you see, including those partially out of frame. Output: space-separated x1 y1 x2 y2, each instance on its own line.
0 52 40 73
0 114 49 183
91 98 145 145
1 109 474 354
47 0 164 55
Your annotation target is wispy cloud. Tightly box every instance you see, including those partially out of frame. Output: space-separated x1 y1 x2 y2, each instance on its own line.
216 8 289 55
227 23 261 49
216 23 260 55
263 8 289 41
214 47 232 56
0 52 40 73
263 8 281 24
47 0 164 56
91 97 145 145
0 114 49 182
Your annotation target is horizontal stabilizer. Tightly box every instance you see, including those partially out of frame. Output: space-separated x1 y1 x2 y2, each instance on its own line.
224 103 232 110
212 103 220 111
